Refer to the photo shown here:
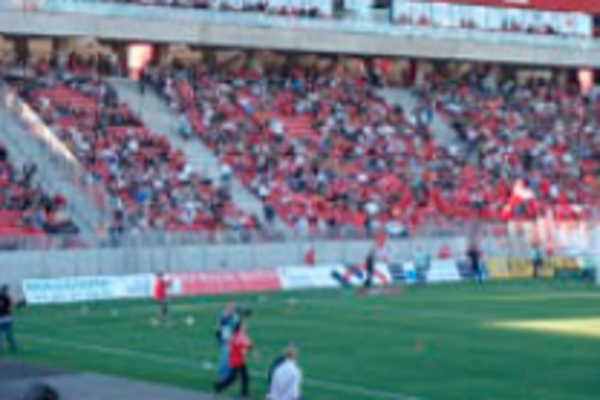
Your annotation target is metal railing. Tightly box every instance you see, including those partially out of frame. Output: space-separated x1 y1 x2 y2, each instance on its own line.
0 216 597 256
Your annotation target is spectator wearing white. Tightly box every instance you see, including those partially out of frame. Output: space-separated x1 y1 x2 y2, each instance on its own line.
268 344 303 400
219 162 234 186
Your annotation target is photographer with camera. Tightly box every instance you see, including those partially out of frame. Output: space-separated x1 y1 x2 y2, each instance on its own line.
0 284 18 356
216 303 241 379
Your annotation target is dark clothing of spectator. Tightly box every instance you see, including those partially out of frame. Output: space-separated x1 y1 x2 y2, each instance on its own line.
365 251 376 289
0 290 17 355
468 248 483 283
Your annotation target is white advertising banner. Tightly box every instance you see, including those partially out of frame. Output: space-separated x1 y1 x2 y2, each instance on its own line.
392 0 593 37
344 0 375 13
426 259 462 283
278 265 340 290
23 274 154 305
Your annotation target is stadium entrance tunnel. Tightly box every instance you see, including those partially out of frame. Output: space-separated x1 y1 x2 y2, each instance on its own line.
489 318 600 339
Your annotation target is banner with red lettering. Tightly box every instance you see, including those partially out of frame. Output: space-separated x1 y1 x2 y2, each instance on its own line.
169 269 282 296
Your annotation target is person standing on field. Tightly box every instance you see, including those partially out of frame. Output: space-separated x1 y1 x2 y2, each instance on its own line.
364 249 376 289
268 343 303 400
153 272 171 325
214 321 254 399
531 244 544 279
467 244 484 283
216 302 241 379
0 284 17 355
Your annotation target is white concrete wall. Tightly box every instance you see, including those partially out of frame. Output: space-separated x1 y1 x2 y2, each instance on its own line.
0 237 469 294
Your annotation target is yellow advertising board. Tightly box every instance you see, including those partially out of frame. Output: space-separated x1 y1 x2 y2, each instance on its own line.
486 257 580 279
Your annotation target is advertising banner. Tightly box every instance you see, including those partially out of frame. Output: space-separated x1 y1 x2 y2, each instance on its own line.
331 263 392 288
393 0 594 36
428 0 600 14
278 265 340 290
486 257 581 279
426 259 462 283
486 258 511 279
23 274 153 305
169 269 282 296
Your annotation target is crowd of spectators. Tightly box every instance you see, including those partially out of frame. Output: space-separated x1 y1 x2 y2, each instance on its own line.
5 53 599 241
151 62 599 238
416 69 600 221
10 67 256 236
0 144 75 240
151 64 469 238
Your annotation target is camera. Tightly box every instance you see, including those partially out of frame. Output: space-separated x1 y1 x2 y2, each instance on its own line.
236 307 253 318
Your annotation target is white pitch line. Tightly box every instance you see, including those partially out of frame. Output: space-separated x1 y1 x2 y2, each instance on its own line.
21 334 435 400
19 295 487 325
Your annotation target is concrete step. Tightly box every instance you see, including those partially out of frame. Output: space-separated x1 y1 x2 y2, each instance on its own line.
378 87 460 147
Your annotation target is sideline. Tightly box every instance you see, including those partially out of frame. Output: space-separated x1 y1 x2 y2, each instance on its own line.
21 334 436 400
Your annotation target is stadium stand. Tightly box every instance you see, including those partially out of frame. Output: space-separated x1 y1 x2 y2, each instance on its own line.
1 52 596 241
150 61 598 238
417 68 599 221
151 65 444 238
8 70 257 236
0 143 75 243
148 64 491 237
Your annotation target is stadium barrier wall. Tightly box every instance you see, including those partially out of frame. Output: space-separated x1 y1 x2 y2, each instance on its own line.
2 236 470 294
21 263 395 304
20 253 597 305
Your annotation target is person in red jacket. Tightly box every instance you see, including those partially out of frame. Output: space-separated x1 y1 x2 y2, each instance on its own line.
304 247 316 266
214 321 254 399
153 272 171 325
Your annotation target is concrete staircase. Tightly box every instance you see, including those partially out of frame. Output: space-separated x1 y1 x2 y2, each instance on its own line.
0 100 109 242
109 78 288 232
378 87 460 147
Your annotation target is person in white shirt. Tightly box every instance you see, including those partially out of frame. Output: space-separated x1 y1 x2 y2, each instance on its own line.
268 344 303 400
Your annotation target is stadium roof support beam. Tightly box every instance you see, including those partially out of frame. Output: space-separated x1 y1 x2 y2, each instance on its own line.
0 9 599 68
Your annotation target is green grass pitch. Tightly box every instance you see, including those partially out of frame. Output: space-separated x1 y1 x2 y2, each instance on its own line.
9 281 600 400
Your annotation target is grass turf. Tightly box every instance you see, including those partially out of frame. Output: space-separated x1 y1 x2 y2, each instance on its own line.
8 280 600 400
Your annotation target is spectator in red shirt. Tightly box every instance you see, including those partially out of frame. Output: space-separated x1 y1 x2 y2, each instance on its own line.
153 272 171 325
304 247 316 266
214 321 254 399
